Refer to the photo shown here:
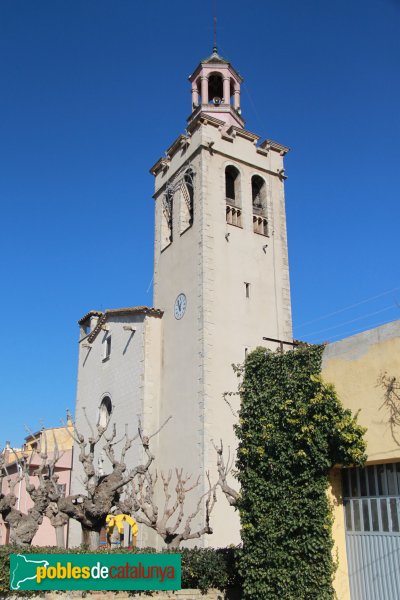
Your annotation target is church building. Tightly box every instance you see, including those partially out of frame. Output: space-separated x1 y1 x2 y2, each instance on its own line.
69 46 293 548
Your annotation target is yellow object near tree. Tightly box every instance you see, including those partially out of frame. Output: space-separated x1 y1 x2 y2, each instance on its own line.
106 514 138 537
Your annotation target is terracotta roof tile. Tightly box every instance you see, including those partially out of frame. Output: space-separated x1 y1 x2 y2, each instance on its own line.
83 306 163 344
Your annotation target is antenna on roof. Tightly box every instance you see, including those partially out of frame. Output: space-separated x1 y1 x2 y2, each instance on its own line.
213 0 218 53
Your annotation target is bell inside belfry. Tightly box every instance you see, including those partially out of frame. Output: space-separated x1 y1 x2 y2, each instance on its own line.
208 73 224 104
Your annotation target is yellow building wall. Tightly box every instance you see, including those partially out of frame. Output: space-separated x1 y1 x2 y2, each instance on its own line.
23 424 74 453
45 424 75 452
322 320 400 600
328 468 351 600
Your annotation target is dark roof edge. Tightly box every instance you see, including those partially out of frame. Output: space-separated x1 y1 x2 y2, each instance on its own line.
85 307 163 344
78 306 163 326
78 310 103 325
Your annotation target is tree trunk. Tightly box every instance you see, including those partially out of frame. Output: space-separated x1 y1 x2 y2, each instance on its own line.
6 510 40 546
89 530 100 550
166 537 181 549
81 524 101 549
81 525 91 547
55 525 65 548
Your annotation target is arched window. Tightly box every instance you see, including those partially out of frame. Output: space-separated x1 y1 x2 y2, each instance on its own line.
98 396 112 429
252 175 268 236
183 169 194 227
225 165 242 227
161 188 174 250
225 165 240 204
208 73 223 105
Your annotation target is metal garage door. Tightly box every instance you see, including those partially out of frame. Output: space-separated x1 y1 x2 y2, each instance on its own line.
342 464 400 599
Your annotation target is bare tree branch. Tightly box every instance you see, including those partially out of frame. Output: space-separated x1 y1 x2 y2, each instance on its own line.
212 439 239 506
122 467 217 548
378 372 400 446
58 414 171 549
0 438 64 546
148 415 173 441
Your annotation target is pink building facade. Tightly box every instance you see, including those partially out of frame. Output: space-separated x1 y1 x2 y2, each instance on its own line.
0 434 73 546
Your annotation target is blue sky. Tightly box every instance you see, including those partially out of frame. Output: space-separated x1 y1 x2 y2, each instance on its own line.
1 0 399 445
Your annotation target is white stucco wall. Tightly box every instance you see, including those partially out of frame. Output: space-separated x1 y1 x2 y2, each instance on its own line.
69 312 162 548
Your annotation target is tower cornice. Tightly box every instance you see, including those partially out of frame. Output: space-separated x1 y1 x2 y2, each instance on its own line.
188 104 245 129
150 113 290 178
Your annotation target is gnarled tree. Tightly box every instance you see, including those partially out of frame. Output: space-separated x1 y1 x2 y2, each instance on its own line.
0 433 62 546
120 469 217 548
59 409 170 549
213 440 239 507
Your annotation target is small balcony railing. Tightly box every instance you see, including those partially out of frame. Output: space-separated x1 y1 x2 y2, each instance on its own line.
253 214 268 236
226 202 242 227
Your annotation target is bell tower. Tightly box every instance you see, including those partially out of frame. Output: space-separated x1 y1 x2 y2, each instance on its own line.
150 48 293 547
188 46 244 128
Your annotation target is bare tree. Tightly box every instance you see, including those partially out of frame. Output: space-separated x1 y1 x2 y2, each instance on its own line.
121 468 217 548
46 497 69 548
378 372 400 445
0 449 23 542
36 430 70 548
213 440 239 507
0 439 61 546
59 409 171 549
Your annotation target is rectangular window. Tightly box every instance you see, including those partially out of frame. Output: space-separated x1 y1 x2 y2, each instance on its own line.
103 336 111 361
343 463 400 534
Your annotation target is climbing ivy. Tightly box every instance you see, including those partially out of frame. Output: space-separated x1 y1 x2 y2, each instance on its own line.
235 344 367 600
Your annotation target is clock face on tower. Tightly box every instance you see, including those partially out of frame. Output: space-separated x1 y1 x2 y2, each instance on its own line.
174 293 187 320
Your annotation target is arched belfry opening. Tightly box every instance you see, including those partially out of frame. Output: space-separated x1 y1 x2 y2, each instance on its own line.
225 165 240 204
252 174 268 236
225 165 242 227
252 175 266 214
208 73 223 104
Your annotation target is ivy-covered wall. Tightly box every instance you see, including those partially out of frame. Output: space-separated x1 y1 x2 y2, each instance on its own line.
235 345 367 600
